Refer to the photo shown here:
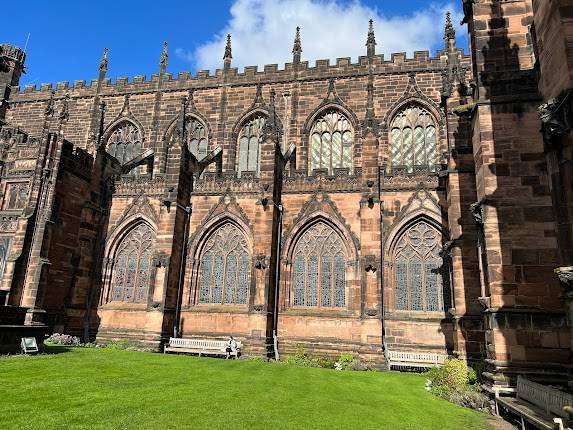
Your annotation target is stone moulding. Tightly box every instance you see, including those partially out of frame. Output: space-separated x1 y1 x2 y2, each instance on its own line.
113 176 167 197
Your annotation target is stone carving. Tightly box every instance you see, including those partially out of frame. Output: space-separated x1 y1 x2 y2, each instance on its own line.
254 254 268 270
153 252 170 268
364 255 378 272
365 308 378 317
470 200 486 225
538 89 572 143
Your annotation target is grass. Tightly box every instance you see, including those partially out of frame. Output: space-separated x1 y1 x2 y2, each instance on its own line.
0 346 493 430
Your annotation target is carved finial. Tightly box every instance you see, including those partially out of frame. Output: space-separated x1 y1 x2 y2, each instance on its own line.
253 83 264 106
223 34 232 70
325 78 340 102
44 91 55 117
292 26 302 64
366 19 376 57
261 88 280 142
159 41 168 74
362 80 380 135
96 101 106 148
187 89 196 111
99 48 108 73
444 12 456 47
58 94 70 123
120 94 130 116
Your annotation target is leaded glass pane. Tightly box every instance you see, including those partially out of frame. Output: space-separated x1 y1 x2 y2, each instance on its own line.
212 255 224 304
311 133 321 171
198 223 250 305
307 255 319 306
395 258 408 310
321 255 332 306
403 127 413 172
390 106 438 172
0 238 10 281
111 224 154 303
199 255 213 303
393 220 450 312
105 122 142 175
426 260 440 311
334 254 345 307
225 255 237 304
294 254 305 306
237 115 266 176
184 118 208 160
237 254 250 305
292 222 346 308
310 110 353 174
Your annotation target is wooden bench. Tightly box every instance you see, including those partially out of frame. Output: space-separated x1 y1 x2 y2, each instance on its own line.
164 338 242 358
386 350 447 370
496 376 573 430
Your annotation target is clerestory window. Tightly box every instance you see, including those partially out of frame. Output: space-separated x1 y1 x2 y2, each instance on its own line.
310 111 353 174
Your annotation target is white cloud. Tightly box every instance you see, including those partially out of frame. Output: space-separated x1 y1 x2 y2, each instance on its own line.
178 0 466 72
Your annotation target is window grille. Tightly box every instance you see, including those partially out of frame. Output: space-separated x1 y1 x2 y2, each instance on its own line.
111 224 154 303
106 122 143 175
237 115 266 177
198 224 250 305
391 106 437 172
394 221 449 312
292 222 346 308
310 111 353 174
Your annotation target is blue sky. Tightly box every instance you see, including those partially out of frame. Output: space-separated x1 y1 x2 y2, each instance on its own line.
1 0 467 87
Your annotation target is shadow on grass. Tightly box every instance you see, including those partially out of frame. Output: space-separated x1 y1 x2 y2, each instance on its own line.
43 345 73 355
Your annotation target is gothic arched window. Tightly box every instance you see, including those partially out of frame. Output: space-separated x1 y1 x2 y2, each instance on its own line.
390 106 437 173
310 110 353 174
198 223 250 305
292 222 346 308
393 220 449 312
106 121 143 175
237 115 266 177
187 118 208 160
111 224 154 303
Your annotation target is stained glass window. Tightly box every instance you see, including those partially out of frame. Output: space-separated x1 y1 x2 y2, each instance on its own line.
292 222 346 308
111 224 154 303
310 111 353 174
391 106 437 173
237 115 266 177
394 220 449 312
169 117 208 160
198 223 250 305
106 121 143 175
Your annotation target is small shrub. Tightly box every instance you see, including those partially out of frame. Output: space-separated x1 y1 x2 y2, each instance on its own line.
426 359 490 413
104 340 138 351
285 345 313 367
46 333 81 346
311 356 335 369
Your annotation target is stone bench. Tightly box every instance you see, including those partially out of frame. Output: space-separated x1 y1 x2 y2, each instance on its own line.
386 350 447 370
164 337 242 358
496 376 573 430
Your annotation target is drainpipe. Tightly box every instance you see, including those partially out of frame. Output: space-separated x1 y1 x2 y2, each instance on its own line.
273 203 283 360
174 204 191 338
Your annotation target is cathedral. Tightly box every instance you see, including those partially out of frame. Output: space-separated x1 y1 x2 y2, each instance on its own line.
0 0 571 391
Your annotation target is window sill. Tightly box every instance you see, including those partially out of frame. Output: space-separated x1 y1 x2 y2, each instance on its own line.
384 311 450 322
282 307 357 318
100 302 148 311
183 305 250 314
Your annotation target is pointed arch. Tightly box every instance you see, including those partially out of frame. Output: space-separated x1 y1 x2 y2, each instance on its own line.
163 114 212 158
102 116 146 146
286 219 349 308
103 118 145 175
388 102 440 173
192 219 252 305
107 221 156 304
387 216 451 313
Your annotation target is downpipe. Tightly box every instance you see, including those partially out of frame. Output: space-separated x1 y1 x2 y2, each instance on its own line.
273 203 283 361
174 203 191 338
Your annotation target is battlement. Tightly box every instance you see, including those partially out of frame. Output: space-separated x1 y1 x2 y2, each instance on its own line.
9 47 469 101
0 44 25 64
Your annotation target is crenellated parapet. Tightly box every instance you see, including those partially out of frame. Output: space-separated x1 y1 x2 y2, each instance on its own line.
0 44 25 65
8 50 465 103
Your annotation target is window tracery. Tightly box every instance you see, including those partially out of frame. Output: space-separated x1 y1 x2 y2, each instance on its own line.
310 110 353 174
237 115 266 177
292 222 346 308
106 121 143 175
390 106 437 173
393 220 449 312
3 182 28 210
170 117 209 160
198 223 250 305
111 224 154 303
0 237 11 280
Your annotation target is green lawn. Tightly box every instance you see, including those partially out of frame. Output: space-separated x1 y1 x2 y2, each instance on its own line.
0 346 492 430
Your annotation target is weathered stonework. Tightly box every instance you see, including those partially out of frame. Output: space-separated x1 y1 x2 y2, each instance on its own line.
0 3 570 388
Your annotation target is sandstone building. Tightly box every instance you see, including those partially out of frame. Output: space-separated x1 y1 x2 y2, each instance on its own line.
0 0 571 390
